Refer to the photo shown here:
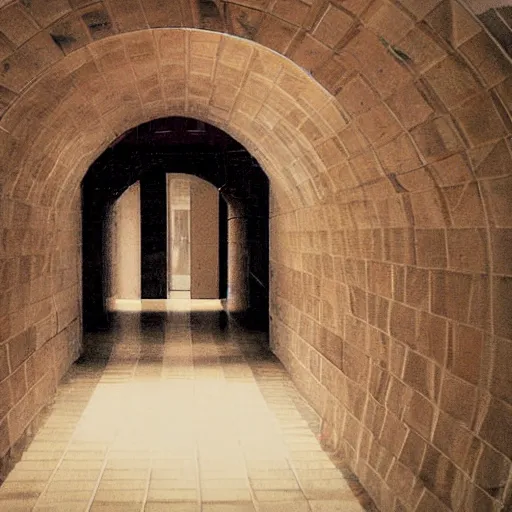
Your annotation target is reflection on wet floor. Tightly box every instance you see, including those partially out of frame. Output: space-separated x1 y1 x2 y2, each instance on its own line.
0 300 375 512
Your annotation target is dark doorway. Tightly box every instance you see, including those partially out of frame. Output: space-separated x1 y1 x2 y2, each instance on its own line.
81 117 269 333
140 172 167 299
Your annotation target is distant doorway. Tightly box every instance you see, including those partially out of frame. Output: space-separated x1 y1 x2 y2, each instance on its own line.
167 176 191 298
81 116 268 333
166 174 220 300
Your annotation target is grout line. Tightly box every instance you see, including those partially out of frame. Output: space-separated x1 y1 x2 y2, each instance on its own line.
85 343 120 512
189 315 204 512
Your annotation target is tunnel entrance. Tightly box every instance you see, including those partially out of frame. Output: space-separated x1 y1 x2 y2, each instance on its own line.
82 117 269 333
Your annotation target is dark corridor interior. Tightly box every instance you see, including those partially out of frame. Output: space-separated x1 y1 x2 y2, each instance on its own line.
82 117 269 333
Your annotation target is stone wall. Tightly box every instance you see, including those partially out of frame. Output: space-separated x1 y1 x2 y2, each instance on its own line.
0 193 82 478
0 1 510 510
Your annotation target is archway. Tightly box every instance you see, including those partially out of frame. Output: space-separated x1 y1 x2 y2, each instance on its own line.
0 18 509 510
82 115 270 331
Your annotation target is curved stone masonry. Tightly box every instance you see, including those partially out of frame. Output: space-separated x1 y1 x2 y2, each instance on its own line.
0 1 510 510
0 302 378 511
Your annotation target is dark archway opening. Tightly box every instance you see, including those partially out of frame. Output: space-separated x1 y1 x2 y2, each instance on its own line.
82 117 269 333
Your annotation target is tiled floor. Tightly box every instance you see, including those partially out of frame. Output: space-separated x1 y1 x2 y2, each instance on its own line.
0 300 375 512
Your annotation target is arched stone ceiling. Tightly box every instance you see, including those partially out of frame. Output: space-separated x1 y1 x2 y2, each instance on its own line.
0 0 508 264
0 4 510 510
0 28 348 215
0 0 508 231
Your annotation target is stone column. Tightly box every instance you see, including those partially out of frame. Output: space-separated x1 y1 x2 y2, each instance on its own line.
227 198 250 313
112 182 141 301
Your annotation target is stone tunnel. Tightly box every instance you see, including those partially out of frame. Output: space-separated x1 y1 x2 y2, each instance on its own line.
0 0 511 511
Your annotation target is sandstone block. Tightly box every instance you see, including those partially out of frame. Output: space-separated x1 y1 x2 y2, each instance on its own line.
479 397 512 459
399 429 427 475
404 390 435 439
390 301 417 345
440 372 477 427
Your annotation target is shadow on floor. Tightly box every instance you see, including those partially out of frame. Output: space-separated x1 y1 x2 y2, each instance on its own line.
0 302 377 512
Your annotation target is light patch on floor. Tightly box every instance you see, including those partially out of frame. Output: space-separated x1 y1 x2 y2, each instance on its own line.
108 298 222 312
0 301 375 512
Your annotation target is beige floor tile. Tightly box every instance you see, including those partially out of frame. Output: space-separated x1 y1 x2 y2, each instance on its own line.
52 469 101 481
38 490 94 503
33 502 90 512
108 451 151 460
144 503 199 512
299 478 350 491
201 479 248 489
0 500 38 511
250 479 299 490
295 469 346 480
309 500 367 512
151 469 197 480
0 303 374 512
290 461 337 470
246 461 290 471
150 479 196 490
90 503 142 512
59 460 104 470
46 479 98 492
151 459 195 469
202 504 255 512
289 452 331 461
102 469 148 480
200 470 247 480
0 481 47 494
67 443 109 452
21 451 64 461
248 470 296 480
94 489 145 502
98 479 148 490
253 490 305 502
255 502 310 512
302 488 356 500
28 442 69 452
106 459 150 469
63 451 106 460
147 489 198 501
4 470 53 482
201 488 252 501
0 489 41 502
12 460 59 471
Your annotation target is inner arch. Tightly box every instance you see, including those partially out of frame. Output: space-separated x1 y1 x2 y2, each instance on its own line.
1 29 342 212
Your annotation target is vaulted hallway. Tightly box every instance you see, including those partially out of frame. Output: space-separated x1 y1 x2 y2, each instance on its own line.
0 300 373 512
0 1 512 511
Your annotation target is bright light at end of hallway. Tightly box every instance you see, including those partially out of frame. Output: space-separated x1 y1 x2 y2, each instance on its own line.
108 298 224 313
